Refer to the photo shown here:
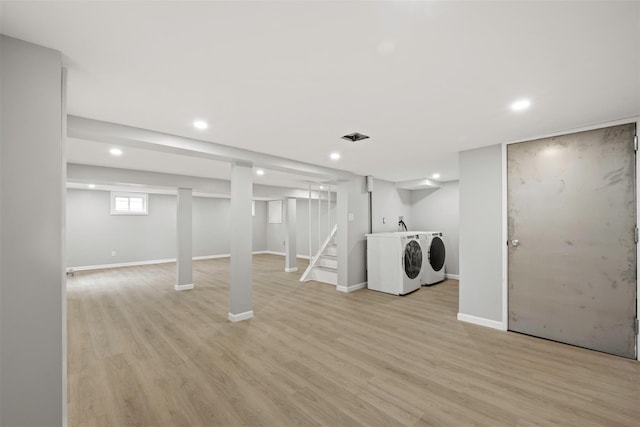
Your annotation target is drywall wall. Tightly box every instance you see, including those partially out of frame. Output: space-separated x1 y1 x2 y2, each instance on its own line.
252 201 268 252
410 181 460 275
67 189 268 267
1 36 65 426
193 196 229 257
371 178 412 232
67 190 177 266
266 198 336 257
458 144 504 324
193 197 267 257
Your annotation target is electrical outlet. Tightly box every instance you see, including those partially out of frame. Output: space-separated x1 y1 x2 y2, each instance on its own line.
111 250 116 257
348 213 354 221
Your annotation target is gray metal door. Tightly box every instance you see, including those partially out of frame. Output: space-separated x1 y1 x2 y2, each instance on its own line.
508 123 637 359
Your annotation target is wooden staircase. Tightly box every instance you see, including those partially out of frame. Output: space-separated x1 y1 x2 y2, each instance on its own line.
300 225 337 285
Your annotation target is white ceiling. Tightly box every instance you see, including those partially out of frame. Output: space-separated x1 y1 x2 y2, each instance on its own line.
2 1 639 185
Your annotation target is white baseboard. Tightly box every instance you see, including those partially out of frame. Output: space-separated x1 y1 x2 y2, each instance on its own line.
68 258 176 272
446 273 460 280
457 313 506 331
261 250 285 256
284 267 298 273
193 254 230 260
174 283 194 291
337 282 367 293
228 310 254 322
69 251 281 272
261 251 310 260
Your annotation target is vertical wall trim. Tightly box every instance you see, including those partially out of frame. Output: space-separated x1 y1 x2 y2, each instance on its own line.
327 189 331 238
635 120 640 361
308 185 312 262
61 66 69 427
501 142 508 331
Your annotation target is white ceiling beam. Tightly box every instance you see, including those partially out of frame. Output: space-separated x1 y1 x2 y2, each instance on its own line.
395 178 442 191
67 163 330 200
67 115 354 181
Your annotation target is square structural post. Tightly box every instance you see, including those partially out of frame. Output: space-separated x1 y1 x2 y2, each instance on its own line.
285 197 297 272
175 188 194 291
229 160 254 322
1 35 65 427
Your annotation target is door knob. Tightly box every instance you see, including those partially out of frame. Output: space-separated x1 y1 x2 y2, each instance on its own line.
511 239 520 247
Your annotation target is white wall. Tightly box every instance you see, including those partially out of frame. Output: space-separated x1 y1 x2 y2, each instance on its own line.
66 189 268 268
1 35 65 426
458 144 504 325
266 198 336 257
371 178 412 232
193 197 267 257
67 190 176 266
411 181 460 275
370 177 460 275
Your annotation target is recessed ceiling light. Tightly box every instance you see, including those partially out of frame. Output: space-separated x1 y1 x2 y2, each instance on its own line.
432 173 441 179
88 184 96 189
330 152 341 160
256 169 265 176
193 120 208 130
320 185 324 190
109 148 123 156
511 99 531 111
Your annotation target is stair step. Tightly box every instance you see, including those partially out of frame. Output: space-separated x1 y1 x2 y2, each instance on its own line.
310 265 337 285
325 244 337 256
317 255 337 269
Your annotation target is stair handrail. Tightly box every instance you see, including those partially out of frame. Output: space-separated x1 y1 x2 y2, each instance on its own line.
300 224 337 282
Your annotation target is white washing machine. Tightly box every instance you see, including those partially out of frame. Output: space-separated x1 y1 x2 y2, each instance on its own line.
418 231 446 285
365 232 422 295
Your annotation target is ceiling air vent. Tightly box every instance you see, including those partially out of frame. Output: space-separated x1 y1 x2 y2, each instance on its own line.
341 132 370 142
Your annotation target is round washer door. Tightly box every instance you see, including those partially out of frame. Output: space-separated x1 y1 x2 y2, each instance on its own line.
429 236 446 272
404 240 422 279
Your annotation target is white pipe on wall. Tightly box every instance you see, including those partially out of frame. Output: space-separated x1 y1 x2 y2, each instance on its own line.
327 188 331 238
308 184 312 262
317 189 321 253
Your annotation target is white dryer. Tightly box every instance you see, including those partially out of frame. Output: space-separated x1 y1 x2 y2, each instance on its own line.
418 231 446 285
365 232 422 295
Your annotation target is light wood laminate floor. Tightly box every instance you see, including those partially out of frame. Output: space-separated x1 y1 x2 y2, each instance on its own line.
67 254 639 426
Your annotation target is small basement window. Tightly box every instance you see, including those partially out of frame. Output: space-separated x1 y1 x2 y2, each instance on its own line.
110 192 149 215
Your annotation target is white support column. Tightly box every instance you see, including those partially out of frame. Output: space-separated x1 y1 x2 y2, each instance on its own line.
175 188 194 291
1 36 65 426
284 198 297 272
336 177 369 293
228 160 254 322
